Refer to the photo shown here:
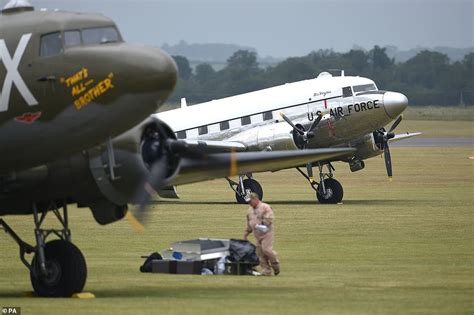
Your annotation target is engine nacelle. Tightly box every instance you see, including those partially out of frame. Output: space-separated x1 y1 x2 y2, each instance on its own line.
0 117 180 225
349 133 384 161
229 122 298 151
88 117 181 206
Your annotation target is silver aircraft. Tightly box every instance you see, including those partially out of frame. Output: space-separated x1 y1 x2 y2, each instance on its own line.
157 71 420 204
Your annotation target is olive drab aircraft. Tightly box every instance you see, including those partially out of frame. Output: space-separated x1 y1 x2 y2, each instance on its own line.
0 2 421 296
0 1 365 298
0 0 177 173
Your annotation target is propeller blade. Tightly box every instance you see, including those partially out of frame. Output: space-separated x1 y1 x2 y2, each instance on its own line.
388 115 403 133
308 113 323 132
383 142 393 180
134 155 169 225
125 210 145 233
280 112 304 135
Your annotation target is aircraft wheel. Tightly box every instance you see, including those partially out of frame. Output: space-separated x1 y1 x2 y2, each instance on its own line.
30 240 87 297
235 178 264 204
316 178 343 204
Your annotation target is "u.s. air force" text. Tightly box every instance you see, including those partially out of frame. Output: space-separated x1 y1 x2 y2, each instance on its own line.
315 99 380 117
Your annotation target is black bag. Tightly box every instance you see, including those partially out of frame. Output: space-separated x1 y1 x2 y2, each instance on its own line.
228 239 259 264
140 252 163 273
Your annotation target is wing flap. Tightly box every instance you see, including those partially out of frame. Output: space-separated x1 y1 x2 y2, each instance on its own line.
170 148 355 186
181 139 247 153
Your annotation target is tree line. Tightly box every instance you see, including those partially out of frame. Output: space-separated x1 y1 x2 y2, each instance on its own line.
170 46 474 106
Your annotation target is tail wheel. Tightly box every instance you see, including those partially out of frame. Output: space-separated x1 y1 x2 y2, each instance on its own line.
30 240 87 297
235 178 264 204
316 178 343 204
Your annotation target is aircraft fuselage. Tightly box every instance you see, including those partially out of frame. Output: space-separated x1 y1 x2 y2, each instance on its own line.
157 72 407 151
0 7 177 174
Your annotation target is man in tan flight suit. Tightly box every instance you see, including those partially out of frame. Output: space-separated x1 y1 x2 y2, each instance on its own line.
243 193 280 276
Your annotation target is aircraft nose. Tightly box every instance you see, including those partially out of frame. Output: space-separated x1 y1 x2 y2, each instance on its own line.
140 48 178 92
383 91 408 119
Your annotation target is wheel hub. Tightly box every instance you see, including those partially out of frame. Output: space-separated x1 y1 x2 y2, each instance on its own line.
41 260 62 286
321 187 333 199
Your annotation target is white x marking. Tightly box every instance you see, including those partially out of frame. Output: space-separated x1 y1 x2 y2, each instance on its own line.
0 33 39 112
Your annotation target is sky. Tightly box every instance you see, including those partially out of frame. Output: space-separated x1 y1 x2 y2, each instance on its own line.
2 0 473 58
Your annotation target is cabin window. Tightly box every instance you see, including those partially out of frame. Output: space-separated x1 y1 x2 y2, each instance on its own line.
64 30 82 47
353 83 377 93
263 111 273 121
220 121 230 130
82 26 120 45
40 32 63 57
198 126 208 135
342 86 353 98
241 116 251 126
177 131 186 139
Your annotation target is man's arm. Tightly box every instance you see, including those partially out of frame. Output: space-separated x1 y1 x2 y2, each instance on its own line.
262 205 274 227
243 213 252 240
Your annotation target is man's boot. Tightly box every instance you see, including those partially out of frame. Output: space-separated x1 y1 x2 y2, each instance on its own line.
272 262 280 276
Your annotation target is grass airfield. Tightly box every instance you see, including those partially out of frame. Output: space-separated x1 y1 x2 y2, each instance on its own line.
0 116 473 314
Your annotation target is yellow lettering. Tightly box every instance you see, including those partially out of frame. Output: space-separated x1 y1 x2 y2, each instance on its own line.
71 73 114 110
71 83 86 97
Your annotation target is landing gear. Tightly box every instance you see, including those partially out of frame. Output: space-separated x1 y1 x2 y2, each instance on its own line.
316 178 343 204
296 162 344 204
31 240 87 297
0 201 87 297
226 175 263 204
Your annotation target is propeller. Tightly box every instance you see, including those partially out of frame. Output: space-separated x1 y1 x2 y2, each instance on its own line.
280 112 322 149
280 112 323 182
130 125 206 230
375 115 403 180
129 127 171 230
133 153 170 227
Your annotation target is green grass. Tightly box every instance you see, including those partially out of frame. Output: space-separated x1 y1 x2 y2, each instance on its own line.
1 147 473 314
397 106 473 138
395 119 472 138
403 106 474 121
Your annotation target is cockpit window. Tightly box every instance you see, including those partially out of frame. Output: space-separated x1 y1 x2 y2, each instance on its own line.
82 26 120 45
342 86 353 98
64 30 82 48
40 32 63 57
353 83 377 93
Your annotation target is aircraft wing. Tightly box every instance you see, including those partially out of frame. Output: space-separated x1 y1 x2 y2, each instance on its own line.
181 139 247 153
389 132 422 143
170 148 355 185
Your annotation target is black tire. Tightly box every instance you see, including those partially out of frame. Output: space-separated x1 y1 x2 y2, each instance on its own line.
316 178 343 204
30 240 87 297
235 178 264 204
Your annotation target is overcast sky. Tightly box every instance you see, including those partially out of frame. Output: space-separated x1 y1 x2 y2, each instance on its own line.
3 0 473 57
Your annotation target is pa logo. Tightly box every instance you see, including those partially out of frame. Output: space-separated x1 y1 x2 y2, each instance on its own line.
1 307 21 315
